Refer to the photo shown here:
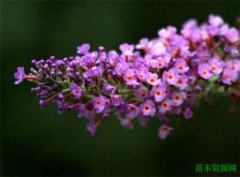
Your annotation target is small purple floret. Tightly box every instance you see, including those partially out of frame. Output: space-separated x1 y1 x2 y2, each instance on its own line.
14 67 25 85
70 83 82 99
77 43 90 54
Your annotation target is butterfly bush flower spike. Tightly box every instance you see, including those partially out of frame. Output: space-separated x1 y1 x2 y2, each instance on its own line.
14 15 240 139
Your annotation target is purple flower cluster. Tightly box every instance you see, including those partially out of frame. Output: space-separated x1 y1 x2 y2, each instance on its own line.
14 15 240 139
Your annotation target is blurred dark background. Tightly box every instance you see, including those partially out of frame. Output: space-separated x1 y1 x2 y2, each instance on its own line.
1 1 239 176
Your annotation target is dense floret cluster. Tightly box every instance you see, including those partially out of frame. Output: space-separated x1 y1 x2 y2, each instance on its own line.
15 15 240 139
